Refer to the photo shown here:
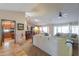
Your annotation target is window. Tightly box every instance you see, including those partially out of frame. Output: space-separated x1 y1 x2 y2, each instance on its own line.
61 26 69 33
57 26 62 33
54 25 69 35
71 25 79 35
54 25 79 35
39 27 43 33
40 26 49 33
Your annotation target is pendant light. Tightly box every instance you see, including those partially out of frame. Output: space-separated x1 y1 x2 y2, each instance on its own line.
59 11 62 17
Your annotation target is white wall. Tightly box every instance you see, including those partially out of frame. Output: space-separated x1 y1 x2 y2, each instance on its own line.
0 10 27 42
33 35 58 55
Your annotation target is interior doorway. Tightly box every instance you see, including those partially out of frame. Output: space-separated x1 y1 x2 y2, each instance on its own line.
1 19 16 45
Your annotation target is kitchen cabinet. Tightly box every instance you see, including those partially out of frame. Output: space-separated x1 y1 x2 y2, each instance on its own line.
33 35 58 55
33 35 72 56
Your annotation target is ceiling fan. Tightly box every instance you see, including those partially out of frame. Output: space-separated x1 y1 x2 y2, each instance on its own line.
58 11 67 18
59 11 62 17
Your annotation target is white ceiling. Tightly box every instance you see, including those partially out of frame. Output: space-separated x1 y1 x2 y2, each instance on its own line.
0 3 79 25
0 3 38 12
29 3 79 25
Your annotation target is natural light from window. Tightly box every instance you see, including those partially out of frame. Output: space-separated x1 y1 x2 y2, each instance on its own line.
40 26 49 33
54 25 79 35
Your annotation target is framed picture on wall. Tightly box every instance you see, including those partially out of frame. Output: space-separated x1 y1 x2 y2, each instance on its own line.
17 23 24 30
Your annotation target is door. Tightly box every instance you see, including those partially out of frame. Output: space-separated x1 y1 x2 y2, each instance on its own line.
1 20 16 44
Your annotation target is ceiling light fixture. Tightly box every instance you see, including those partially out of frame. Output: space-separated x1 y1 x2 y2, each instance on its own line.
59 11 62 17
58 11 68 18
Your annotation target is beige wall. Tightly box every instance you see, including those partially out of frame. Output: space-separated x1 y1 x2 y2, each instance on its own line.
0 10 27 43
0 20 2 46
